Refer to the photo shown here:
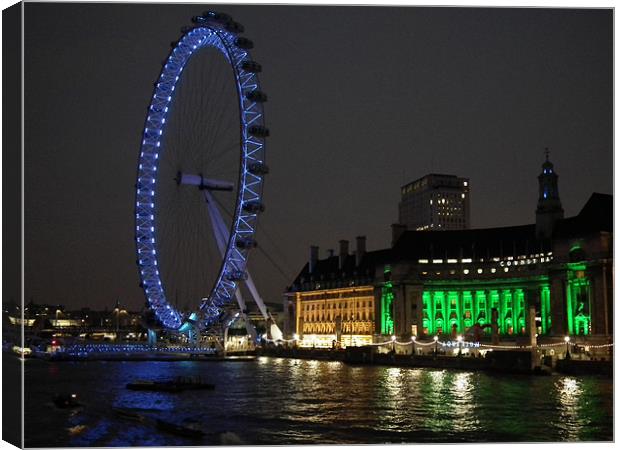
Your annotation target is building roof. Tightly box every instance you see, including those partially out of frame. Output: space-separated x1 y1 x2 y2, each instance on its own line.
554 192 612 237
287 192 612 292
401 173 467 190
289 248 392 289
391 224 545 261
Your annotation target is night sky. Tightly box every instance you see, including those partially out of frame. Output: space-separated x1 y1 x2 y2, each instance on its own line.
22 3 612 311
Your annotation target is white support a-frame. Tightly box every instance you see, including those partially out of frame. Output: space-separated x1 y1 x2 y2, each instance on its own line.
204 190 283 341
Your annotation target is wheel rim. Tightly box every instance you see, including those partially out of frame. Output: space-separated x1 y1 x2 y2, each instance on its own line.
134 23 267 330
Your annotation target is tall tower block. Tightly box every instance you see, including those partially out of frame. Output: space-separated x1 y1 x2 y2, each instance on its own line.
535 149 564 239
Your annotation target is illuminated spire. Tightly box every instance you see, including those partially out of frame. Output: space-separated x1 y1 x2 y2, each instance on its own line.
536 149 564 239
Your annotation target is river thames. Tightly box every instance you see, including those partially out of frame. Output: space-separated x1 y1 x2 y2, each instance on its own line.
23 356 612 446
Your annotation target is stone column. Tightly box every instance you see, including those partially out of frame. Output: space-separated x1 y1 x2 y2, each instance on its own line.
471 290 478 327
589 266 608 336
456 291 463 334
511 289 518 332
393 284 411 337
528 305 538 370
485 290 491 329
373 286 383 339
602 263 611 336
491 307 499 345
407 285 424 337
295 293 302 338
549 272 568 336
525 287 541 336
283 294 296 339
428 290 435 335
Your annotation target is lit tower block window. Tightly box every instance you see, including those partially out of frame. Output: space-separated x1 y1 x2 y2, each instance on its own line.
380 266 394 335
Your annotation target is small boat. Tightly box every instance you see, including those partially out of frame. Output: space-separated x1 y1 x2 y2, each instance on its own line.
112 407 145 422
155 419 205 438
53 393 81 409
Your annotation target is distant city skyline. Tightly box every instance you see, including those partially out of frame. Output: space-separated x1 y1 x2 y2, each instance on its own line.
19 4 612 311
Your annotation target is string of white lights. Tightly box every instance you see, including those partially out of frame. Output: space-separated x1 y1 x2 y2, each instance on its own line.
263 337 296 344
477 343 532 349
263 336 613 349
580 343 614 349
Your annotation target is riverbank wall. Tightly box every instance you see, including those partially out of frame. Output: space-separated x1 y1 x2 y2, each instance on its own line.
258 346 612 376
258 346 531 373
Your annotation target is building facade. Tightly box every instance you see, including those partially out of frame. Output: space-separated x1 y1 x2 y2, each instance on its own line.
398 173 470 231
284 158 612 348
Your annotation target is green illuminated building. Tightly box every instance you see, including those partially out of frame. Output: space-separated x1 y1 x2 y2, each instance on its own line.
285 156 612 345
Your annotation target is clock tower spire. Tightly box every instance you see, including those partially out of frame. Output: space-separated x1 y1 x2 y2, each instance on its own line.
536 148 564 239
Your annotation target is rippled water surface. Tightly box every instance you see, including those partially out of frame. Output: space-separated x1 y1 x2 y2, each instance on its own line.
23 356 612 446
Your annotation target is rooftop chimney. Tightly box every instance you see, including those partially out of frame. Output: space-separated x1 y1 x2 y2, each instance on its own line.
356 236 366 266
309 245 319 274
327 249 335 258
339 240 349 270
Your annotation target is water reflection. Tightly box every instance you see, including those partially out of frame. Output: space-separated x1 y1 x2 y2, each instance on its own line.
555 377 583 440
23 358 613 446
377 367 406 431
451 372 477 432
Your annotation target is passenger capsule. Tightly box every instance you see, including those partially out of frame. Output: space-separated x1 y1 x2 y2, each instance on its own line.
236 238 258 249
225 21 244 34
240 60 262 73
248 125 269 137
242 201 265 213
235 37 254 50
226 271 248 281
191 15 207 24
248 162 269 175
245 90 267 103
203 11 232 24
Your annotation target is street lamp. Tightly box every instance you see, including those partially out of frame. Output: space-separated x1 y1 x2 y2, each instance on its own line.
411 335 416 356
457 335 463 356
391 335 396 353
433 335 439 356
564 335 571 359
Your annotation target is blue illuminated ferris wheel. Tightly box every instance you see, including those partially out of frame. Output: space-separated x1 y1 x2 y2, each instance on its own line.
134 12 269 332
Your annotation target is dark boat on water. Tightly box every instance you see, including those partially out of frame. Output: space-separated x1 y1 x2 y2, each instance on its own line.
111 407 145 422
126 376 215 392
155 419 205 438
53 394 81 409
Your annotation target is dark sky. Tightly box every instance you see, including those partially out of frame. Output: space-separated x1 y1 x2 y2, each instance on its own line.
23 3 612 311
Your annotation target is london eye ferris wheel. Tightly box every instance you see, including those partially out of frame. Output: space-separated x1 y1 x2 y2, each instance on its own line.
134 12 271 333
